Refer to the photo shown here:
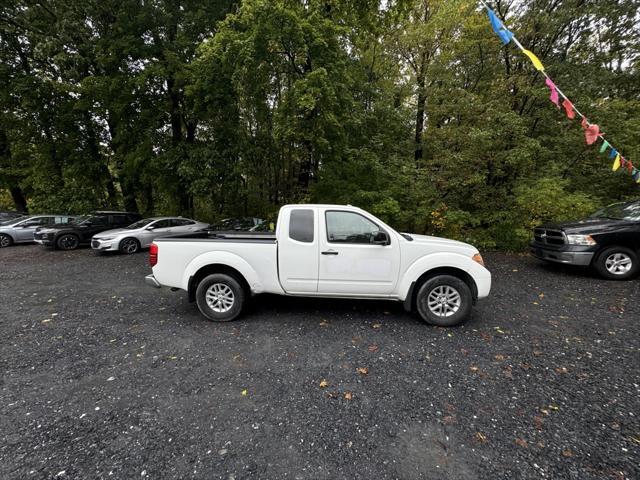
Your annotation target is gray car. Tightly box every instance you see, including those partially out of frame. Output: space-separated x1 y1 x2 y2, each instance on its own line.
0 215 76 248
91 217 208 254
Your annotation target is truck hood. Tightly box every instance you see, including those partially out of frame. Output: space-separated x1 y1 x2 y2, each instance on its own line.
539 218 632 235
405 233 478 254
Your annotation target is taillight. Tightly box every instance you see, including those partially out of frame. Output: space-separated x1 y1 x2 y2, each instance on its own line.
149 243 158 267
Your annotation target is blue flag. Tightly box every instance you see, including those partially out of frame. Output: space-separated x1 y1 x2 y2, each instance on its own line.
609 148 618 159
487 8 513 45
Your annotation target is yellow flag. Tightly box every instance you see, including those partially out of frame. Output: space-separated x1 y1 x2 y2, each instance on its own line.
612 154 621 171
522 49 545 71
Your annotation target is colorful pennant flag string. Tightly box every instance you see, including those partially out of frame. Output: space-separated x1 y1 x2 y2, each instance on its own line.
481 1 636 184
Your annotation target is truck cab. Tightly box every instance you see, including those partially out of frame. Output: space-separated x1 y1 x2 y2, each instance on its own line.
146 204 491 326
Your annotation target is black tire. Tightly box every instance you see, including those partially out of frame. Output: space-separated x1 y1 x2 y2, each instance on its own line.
593 246 639 280
119 237 140 254
0 233 13 248
56 233 80 250
416 275 473 327
195 273 245 322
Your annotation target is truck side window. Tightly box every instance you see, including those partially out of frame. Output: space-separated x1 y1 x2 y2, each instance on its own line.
289 209 314 243
326 211 382 244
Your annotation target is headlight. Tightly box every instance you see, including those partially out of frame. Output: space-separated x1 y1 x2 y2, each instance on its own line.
566 234 596 246
472 253 485 266
96 237 114 241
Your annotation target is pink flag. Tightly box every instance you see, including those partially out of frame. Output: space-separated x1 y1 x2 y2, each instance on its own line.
562 99 575 119
545 78 560 107
584 123 600 145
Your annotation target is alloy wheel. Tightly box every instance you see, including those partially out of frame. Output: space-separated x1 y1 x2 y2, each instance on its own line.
0 235 11 247
121 239 139 254
58 235 78 250
205 283 235 313
427 285 461 318
605 253 632 275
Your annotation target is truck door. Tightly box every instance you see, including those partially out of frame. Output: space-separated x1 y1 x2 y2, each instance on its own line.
317 209 400 295
277 207 319 293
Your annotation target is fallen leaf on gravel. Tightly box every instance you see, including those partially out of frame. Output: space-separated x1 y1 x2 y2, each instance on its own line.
515 438 528 448
326 391 339 399
372 323 382 330
520 363 532 370
473 432 487 444
344 392 353 400
555 367 568 374
319 320 329 326
41 319 51 324
168 356 177 360
460 348 469 356
534 416 544 431
540 408 549 415
538 293 545 299
536 441 545 449
480 332 492 342
561 449 574 457
367 345 379 352
443 415 456 425
494 355 505 361
319 379 329 388
549 404 559 411
241 389 248 396
533 350 543 357
469 366 479 373
503 366 513 379
512 269 518 272
629 435 640 444
356 367 369 375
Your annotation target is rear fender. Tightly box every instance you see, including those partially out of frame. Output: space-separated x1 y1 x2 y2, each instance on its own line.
182 251 263 293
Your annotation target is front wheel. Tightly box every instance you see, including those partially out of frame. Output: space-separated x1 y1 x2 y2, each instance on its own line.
195 273 245 322
119 237 140 254
594 246 638 280
416 275 473 327
0 233 13 248
56 234 79 250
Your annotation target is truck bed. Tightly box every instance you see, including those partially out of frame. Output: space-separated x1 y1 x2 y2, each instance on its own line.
155 230 276 243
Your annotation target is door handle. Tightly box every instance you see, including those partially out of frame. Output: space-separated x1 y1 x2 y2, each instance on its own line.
321 250 339 255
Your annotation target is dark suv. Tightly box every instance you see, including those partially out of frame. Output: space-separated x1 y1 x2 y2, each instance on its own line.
34 211 142 250
530 200 640 280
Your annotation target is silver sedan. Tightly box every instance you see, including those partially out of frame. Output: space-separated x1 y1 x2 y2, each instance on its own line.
0 215 76 248
91 217 208 254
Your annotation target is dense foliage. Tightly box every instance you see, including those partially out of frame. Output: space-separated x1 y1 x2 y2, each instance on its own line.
1 0 639 249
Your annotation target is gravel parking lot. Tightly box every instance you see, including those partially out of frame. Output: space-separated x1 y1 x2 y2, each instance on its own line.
1 245 638 479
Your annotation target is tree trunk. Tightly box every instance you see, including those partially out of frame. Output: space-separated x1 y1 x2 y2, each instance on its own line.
10 186 28 213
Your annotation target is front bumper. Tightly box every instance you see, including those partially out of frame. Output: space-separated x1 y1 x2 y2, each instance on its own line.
34 235 54 246
145 274 161 288
91 239 118 251
529 242 595 266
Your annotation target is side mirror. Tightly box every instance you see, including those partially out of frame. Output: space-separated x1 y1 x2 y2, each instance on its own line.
145 226 156 231
372 231 390 245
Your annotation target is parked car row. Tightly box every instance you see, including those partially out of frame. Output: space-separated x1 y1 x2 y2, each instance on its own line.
0 210 208 254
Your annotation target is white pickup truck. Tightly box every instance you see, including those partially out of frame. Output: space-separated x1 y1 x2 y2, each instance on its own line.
145 204 491 326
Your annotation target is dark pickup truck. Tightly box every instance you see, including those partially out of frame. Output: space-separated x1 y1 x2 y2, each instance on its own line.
530 200 640 280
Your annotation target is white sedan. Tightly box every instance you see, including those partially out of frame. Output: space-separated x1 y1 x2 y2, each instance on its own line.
91 217 208 254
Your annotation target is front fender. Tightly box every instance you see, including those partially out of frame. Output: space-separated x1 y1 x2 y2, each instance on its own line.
397 252 492 301
181 251 264 293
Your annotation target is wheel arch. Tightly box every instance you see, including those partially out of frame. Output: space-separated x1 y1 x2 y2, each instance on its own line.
187 264 251 303
403 266 478 313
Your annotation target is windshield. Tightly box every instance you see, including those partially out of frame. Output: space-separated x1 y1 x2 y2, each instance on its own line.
71 215 92 224
126 218 155 229
591 201 640 221
1 216 29 226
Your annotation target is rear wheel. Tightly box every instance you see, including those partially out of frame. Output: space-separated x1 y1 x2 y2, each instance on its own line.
0 233 13 248
416 275 473 327
56 234 79 250
119 237 140 254
594 246 638 280
195 273 245 322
